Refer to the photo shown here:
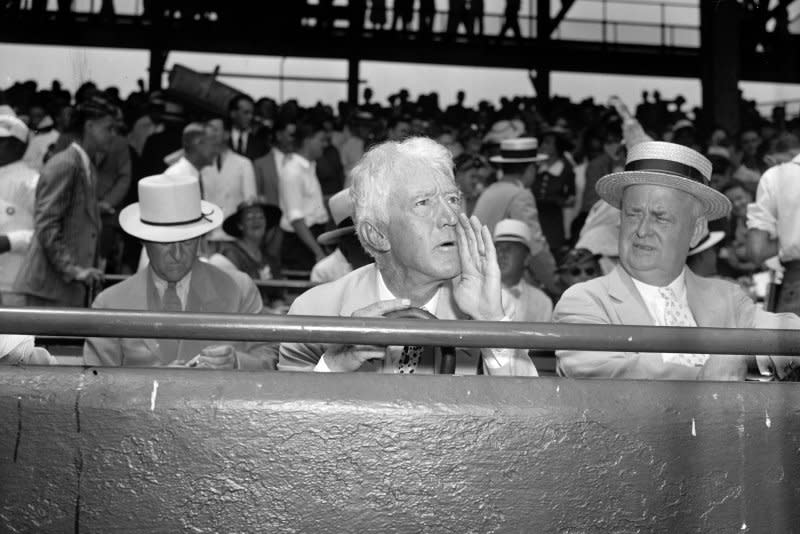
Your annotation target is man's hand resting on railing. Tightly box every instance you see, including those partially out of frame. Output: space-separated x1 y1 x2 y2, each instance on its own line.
315 298 410 372
180 344 238 370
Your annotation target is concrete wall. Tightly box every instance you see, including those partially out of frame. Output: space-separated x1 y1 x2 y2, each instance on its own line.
1 366 799 533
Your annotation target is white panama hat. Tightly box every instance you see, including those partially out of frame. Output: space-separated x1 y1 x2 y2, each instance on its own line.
688 230 725 257
119 174 223 243
492 219 532 249
595 141 732 221
317 188 356 246
489 137 549 164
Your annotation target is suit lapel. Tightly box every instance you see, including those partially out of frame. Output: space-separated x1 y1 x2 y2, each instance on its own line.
185 263 219 313
607 267 656 326
143 270 169 361
685 270 727 327
73 147 100 228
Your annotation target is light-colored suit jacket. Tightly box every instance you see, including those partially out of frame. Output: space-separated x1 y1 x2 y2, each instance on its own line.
14 145 100 306
279 264 538 375
553 266 800 380
83 262 275 369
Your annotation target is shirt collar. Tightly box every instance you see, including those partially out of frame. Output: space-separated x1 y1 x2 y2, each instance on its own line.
150 268 192 304
631 268 688 301
292 153 313 169
376 269 440 314
179 157 200 177
71 142 91 176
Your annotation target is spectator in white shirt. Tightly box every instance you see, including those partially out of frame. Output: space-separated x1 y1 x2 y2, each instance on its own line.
201 118 258 245
279 120 330 271
164 122 218 182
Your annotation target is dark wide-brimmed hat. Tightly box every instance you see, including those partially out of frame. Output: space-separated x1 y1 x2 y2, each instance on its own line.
489 137 548 164
222 197 282 239
595 141 732 221
317 188 355 246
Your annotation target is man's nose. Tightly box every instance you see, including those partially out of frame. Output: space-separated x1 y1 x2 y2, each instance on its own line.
436 196 458 226
635 215 653 237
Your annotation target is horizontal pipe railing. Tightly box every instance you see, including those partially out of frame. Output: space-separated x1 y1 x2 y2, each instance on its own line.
1 308 799 355
101 274 316 291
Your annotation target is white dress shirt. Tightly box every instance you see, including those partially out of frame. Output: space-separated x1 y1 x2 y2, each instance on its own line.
165 156 201 179
279 153 329 232
231 128 249 154
150 269 192 311
746 155 800 261
631 269 709 367
201 149 257 241
501 279 553 323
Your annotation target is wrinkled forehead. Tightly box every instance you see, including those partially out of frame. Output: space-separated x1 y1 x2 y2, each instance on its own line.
392 167 458 198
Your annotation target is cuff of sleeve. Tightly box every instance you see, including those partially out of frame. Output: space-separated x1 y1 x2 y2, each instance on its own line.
288 209 306 224
483 315 514 369
314 354 334 372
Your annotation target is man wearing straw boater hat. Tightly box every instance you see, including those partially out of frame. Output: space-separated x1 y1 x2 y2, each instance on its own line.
554 141 800 381
84 174 274 369
472 137 558 292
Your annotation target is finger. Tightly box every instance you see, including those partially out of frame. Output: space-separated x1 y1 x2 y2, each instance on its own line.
455 215 473 275
469 215 486 257
200 344 234 357
459 213 480 261
481 224 499 270
352 298 412 317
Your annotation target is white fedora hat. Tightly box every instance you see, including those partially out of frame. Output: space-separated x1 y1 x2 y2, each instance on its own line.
595 141 732 221
119 174 223 243
688 230 725 257
317 188 355 246
489 137 548 164
492 219 532 248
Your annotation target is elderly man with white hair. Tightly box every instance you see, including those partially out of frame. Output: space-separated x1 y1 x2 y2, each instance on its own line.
278 137 538 375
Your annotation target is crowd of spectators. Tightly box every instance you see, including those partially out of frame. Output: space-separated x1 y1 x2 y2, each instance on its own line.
2 76 799 308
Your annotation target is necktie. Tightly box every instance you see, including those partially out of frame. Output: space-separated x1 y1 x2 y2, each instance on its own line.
398 345 423 374
658 287 708 367
198 171 205 200
162 282 182 312
237 132 245 155
159 282 182 363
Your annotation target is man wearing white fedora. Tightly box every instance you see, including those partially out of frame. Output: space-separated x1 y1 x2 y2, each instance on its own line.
473 137 558 292
84 174 274 370
554 141 800 381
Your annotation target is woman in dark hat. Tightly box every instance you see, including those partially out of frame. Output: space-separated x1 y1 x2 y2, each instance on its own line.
219 198 282 281
532 126 576 258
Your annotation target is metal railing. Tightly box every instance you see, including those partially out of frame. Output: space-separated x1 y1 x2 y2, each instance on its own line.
5 1 701 48
2 307 800 355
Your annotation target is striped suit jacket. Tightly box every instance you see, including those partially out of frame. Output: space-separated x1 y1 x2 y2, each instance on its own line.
14 144 100 306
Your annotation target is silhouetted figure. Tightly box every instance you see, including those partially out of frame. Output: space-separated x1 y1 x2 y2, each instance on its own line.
392 0 414 31
447 0 469 35
57 0 72 18
99 0 115 18
419 0 435 33
499 0 521 38
370 0 386 29
470 0 484 35
349 0 367 31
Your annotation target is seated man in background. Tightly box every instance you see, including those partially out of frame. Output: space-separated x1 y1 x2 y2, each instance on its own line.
493 219 552 322
311 187 373 284
554 141 800 381
279 137 538 376
84 174 275 370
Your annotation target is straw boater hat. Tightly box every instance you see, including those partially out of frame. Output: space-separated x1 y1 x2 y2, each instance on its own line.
489 137 549 164
222 197 282 239
317 188 355 246
119 174 223 243
595 141 732 221
492 219 532 249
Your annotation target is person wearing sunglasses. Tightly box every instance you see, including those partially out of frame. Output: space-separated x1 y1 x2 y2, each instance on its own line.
555 248 603 299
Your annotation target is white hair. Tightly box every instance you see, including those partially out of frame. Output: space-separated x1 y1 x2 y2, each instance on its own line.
350 136 455 238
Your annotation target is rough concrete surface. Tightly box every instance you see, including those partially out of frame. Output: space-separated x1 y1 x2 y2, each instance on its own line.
1 366 799 533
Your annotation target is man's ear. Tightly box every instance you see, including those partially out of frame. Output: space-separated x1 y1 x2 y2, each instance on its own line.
358 221 390 253
689 215 708 248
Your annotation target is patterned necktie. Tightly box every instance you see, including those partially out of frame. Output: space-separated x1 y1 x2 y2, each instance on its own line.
162 282 182 312
398 345 423 374
658 287 708 367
